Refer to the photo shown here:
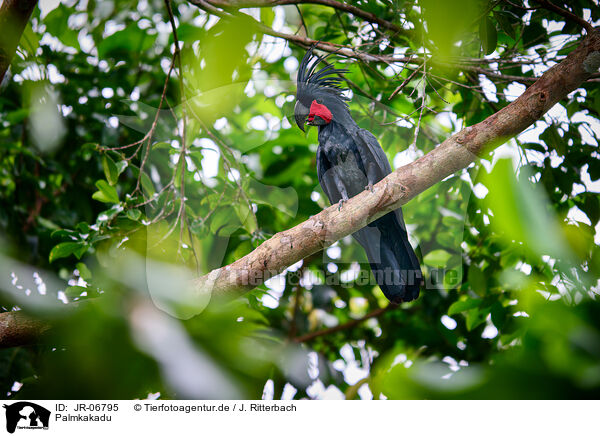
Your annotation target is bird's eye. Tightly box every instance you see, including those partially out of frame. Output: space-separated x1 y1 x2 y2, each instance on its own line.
316 99 322 104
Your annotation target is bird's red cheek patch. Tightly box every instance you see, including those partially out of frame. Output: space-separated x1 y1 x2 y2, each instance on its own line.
308 100 332 123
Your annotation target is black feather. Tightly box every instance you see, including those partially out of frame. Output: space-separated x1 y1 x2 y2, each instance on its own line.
296 46 349 108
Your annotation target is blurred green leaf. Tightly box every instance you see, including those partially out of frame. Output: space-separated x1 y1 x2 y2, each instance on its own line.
76 262 92 280
44 4 80 48
49 242 87 263
448 298 482 315
540 124 566 156
127 209 142 221
481 158 571 261
65 285 88 298
97 23 157 59
424 249 451 268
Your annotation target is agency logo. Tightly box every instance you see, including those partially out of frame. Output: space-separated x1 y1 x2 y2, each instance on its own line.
3 402 50 433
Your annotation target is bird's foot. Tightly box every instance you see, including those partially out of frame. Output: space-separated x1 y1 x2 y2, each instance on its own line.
365 183 375 193
337 199 346 211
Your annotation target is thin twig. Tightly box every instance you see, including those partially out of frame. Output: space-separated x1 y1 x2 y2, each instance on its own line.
534 0 594 34
406 37 429 150
389 66 421 100
504 0 537 10
293 306 392 343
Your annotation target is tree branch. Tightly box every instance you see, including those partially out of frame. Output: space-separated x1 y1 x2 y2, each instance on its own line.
505 0 593 34
0 311 50 348
202 0 406 35
191 0 407 63
190 0 600 85
293 306 391 343
534 0 595 35
191 29 600 299
0 0 38 85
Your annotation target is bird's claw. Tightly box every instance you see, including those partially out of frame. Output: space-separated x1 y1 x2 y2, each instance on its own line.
365 183 375 193
337 199 346 211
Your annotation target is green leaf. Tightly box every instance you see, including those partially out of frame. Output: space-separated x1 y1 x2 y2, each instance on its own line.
37 217 61 230
523 21 545 47
588 158 600 181
466 308 487 331
424 249 451 268
102 155 119 185
49 242 87 263
7 108 29 124
127 208 142 221
20 23 40 55
481 158 571 260
468 264 486 293
173 160 184 189
479 17 497 55
581 194 600 225
594 92 600 115
115 160 128 176
92 180 119 203
140 172 155 197
522 142 547 154
491 302 507 330
97 22 157 59
173 24 202 43
248 179 298 217
209 206 242 236
494 11 515 39
76 262 92 280
540 124 566 156
75 222 91 233
260 8 275 26
43 4 80 48
97 204 123 223
152 142 172 151
65 286 88 298
236 203 257 235
443 267 463 290
448 298 482 315
51 229 79 239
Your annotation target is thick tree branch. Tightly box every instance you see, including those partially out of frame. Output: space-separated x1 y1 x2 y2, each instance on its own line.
192 29 600 299
0 311 50 348
0 0 38 84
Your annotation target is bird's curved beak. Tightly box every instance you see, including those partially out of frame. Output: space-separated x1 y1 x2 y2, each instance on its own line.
294 100 308 132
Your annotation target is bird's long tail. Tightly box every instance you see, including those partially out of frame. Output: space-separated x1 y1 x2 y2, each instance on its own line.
353 210 422 303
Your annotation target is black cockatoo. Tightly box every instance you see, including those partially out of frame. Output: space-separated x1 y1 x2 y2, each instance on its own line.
294 47 423 303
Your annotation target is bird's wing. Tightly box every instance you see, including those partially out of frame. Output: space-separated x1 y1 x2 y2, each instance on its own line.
356 128 411 227
316 145 341 204
355 128 392 179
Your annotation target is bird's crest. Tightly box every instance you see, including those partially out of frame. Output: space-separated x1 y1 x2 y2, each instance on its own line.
296 45 349 105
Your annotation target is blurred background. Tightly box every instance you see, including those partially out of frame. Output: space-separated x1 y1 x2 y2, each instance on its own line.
0 0 599 399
